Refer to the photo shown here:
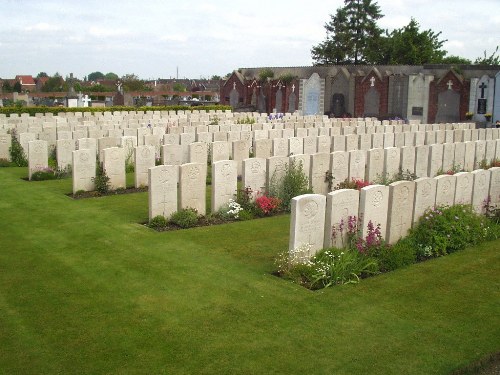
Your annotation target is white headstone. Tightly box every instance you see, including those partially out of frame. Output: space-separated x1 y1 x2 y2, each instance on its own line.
310 152 331 195
366 148 384 182
72 148 96 193
160 143 182 165
179 162 207 215
471 169 491 214
134 145 155 188
386 180 415 244
211 160 238 213
56 139 75 170
148 165 179 220
242 158 267 199
412 177 437 223
324 189 359 249
289 194 327 258
103 147 125 190
434 174 456 207
330 151 349 189
453 172 473 205
359 185 390 239
348 150 366 181
28 140 48 180
0 133 11 161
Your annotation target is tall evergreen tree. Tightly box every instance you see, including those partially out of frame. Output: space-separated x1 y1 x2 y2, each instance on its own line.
312 0 383 65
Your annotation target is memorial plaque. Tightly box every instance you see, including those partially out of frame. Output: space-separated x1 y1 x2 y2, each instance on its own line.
477 99 487 114
412 107 423 116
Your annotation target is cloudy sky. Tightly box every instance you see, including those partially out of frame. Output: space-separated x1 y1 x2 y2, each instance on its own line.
1 0 498 80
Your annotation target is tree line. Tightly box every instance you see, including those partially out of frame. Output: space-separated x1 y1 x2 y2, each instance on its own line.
311 0 499 66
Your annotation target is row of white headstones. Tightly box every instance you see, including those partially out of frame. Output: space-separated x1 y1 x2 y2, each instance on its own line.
289 167 500 261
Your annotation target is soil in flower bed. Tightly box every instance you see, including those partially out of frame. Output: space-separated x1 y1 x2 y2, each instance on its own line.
144 212 286 232
67 186 148 199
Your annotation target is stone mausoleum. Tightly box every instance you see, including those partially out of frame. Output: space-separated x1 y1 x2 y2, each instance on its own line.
220 65 500 124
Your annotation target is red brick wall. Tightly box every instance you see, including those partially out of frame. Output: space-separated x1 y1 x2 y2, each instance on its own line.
428 71 470 123
354 73 389 118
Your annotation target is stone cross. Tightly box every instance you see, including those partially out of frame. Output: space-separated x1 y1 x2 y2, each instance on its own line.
291 84 295 93
479 82 487 98
82 95 91 107
447 80 453 90
233 82 236 90
370 77 375 87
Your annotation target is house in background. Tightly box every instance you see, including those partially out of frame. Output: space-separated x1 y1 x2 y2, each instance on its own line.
15 75 36 92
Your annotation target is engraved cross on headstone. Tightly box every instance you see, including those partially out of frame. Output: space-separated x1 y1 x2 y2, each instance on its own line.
447 80 453 90
479 82 487 98
370 76 375 87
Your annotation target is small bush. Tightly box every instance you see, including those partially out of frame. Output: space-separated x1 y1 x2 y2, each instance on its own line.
276 244 378 290
8 130 27 167
375 237 417 272
333 178 371 191
31 168 57 181
92 163 110 194
148 215 168 229
255 193 282 216
217 199 244 220
411 205 493 259
170 208 199 228
269 159 311 212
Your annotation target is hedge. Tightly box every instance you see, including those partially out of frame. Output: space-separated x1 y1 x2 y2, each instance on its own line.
0 105 232 117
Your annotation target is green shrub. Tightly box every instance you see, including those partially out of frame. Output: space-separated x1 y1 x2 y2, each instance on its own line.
54 165 72 179
311 247 379 288
237 210 254 221
411 205 493 259
148 215 168 229
31 168 57 181
0 104 232 116
8 130 27 167
269 159 311 212
92 163 110 194
169 208 199 228
276 244 378 290
48 146 57 169
375 237 417 272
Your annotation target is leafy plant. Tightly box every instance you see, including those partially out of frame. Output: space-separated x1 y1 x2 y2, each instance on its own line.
255 193 281 216
269 159 311 212
31 167 57 181
375 236 417 272
311 248 378 288
8 129 28 167
92 163 110 194
276 244 378 290
236 116 256 124
258 68 274 82
217 199 243 220
333 177 371 191
411 205 494 259
436 163 463 176
148 215 168 229
169 208 199 228
278 73 297 84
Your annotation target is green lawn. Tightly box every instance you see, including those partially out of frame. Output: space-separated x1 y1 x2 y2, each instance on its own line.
0 167 499 374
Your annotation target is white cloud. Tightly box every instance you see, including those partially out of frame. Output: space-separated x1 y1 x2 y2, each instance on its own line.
159 34 188 43
88 27 131 38
24 22 61 32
